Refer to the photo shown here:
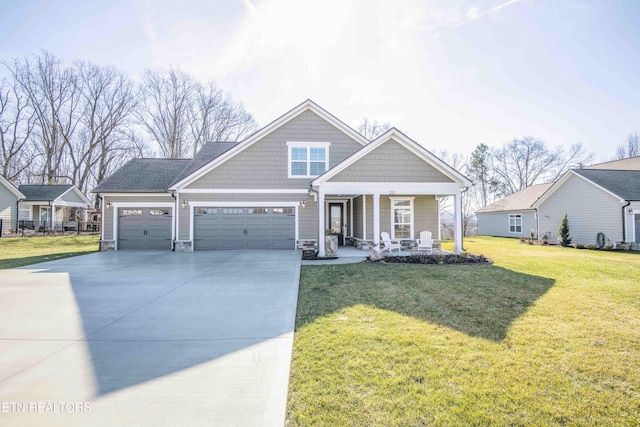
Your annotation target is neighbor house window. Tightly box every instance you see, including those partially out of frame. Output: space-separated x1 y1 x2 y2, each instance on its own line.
18 206 31 220
509 213 522 233
287 141 330 178
390 197 414 239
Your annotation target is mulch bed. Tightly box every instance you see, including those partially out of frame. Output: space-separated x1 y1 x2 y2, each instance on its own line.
379 253 492 265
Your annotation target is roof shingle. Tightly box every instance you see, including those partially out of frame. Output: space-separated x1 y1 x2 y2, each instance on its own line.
19 185 73 201
573 169 640 201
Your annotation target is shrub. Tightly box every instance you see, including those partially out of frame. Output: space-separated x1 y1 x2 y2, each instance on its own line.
558 214 572 247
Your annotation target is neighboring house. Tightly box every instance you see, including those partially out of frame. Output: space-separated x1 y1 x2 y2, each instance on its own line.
476 183 552 238
17 185 92 232
0 175 25 236
93 100 471 255
583 156 640 170
534 168 640 246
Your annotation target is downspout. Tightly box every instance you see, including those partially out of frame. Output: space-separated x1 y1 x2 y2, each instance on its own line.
15 198 24 234
622 201 631 243
170 191 177 251
96 194 103 251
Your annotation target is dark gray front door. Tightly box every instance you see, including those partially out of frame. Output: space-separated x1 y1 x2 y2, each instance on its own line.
118 208 172 250
194 207 295 250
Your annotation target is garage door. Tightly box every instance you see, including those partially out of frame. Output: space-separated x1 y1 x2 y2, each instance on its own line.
194 207 295 250
118 208 172 250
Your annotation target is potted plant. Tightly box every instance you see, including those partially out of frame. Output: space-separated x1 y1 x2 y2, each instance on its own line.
324 228 338 257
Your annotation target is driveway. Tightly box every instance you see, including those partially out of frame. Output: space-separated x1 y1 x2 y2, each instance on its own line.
0 250 301 426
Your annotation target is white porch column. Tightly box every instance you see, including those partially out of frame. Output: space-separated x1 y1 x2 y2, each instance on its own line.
318 190 326 256
373 193 380 250
454 190 463 254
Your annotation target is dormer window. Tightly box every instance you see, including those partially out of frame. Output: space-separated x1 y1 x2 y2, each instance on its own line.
287 141 330 178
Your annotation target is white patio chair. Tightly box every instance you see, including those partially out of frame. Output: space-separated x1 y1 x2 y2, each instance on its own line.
380 231 402 253
416 230 433 254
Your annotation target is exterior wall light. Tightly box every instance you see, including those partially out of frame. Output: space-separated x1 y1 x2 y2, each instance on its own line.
181 200 189 208
300 200 307 208
106 202 112 209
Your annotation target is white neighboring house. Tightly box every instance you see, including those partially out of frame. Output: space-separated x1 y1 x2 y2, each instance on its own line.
476 183 552 239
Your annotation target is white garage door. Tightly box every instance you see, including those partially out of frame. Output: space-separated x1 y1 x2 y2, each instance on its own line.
194 207 295 250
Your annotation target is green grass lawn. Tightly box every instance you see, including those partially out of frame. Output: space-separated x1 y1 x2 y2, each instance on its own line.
287 237 640 426
0 235 100 269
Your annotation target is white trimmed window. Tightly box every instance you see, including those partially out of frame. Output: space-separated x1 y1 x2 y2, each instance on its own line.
287 141 330 178
390 197 414 239
509 213 522 233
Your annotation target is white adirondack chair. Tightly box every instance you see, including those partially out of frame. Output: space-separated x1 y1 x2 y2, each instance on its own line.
416 231 433 254
380 231 402 253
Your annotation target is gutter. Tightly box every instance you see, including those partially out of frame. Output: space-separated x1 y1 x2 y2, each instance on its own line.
622 201 631 243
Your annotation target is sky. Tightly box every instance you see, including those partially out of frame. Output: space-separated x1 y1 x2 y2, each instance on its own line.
1 0 639 161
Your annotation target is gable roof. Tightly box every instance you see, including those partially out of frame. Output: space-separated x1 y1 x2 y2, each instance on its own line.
92 159 191 193
18 184 92 206
312 128 472 186
533 168 640 208
572 169 640 200
0 175 25 199
170 141 239 186
584 156 640 170
19 185 73 201
169 99 370 190
477 183 552 213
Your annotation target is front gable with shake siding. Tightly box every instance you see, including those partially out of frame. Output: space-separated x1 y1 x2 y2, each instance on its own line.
93 100 471 254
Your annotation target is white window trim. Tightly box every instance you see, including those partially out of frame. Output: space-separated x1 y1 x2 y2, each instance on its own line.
390 197 415 240
287 141 330 178
39 206 51 223
508 213 523 234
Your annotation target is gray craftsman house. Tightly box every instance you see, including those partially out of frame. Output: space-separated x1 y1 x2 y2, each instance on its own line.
93 100 471 255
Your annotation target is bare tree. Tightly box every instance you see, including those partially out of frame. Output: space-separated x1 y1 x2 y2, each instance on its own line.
7 51 79 184
137 68 256 159
357 118 391 141
188 81 257 156
0 77 36 181
68 61 139 194
492 137 592 196
615 132 640 159
136 68 196 158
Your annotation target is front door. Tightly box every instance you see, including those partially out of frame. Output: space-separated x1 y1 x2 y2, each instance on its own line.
329 203 344 245
39 207 51 229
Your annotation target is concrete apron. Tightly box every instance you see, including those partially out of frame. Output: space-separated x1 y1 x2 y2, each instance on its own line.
0 250 301 427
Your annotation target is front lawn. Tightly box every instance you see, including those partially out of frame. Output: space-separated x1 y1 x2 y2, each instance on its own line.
287 237 640 426
0 235 100 269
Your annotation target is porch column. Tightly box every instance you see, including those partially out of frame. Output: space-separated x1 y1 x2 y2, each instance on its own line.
454 190 462 254
373 193 380 251
318 190 326 257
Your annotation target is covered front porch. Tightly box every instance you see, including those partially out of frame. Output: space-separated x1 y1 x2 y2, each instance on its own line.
313 185 464 257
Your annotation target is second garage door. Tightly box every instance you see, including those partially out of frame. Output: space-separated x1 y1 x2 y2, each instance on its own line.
118 207 172 250
194 207 295 250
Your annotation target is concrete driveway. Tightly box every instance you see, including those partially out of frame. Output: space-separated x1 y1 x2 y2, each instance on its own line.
0 250 301 426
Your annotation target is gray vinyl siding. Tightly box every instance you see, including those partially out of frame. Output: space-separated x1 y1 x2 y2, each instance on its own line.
186 110 363 190
413 195 440 239
478 211 537 238
0 184 18 234
102 194 174 240
538 173 623 245
327 139 454 183
353 196 363 239
177 193 317 241
58 189 88 205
